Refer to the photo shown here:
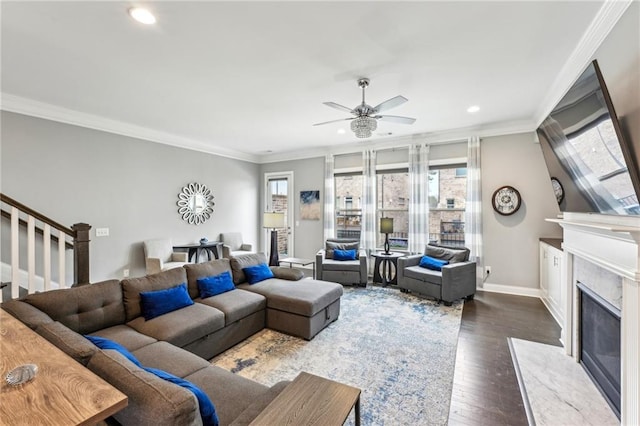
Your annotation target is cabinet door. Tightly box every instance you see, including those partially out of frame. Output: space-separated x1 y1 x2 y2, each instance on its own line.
540 244 549 295
548 248 561 307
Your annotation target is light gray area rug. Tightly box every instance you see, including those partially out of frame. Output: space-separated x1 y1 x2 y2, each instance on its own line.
212 286 463 425
509 338 618 426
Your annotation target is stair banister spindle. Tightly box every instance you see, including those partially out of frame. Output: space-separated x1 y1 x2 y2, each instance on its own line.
58 230 66 288
28 216 36 294
10 207 20 301
43 224 51 291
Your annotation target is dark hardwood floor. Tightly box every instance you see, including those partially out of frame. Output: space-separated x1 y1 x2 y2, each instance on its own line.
448 291 561 425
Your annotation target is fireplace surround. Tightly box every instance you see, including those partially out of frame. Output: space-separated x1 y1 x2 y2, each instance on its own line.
548 212 640 425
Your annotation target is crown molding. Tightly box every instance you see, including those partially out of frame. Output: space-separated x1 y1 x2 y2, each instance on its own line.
258 119 536 164
533 0 633 127
0 93 260 163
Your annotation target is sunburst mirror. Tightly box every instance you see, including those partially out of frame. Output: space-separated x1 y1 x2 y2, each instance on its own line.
177 182 214 225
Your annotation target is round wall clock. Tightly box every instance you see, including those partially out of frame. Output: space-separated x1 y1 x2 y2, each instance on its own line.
551 177 564 205
492 185 522 216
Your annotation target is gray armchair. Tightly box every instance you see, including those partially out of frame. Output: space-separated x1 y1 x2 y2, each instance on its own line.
221 232 254 258
397 244 476 305
316 238 367 286
143 239 189 275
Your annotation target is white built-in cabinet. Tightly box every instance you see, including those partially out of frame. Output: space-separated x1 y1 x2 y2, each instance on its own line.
539 239 564 327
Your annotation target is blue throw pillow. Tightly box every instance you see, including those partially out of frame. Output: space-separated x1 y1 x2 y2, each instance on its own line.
140 283 194 321
243 263 274 284
333 249 357 261
419 255 449 271
85 335 218 426
197 271 235 299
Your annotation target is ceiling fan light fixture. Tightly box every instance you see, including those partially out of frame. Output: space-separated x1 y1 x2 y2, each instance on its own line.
351 116 377 138
128 7 156 25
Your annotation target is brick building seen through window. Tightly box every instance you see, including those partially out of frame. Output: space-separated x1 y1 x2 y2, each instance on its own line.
334 166 467 250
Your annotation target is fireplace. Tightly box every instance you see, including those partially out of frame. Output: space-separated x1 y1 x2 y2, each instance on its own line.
548 212 640 425
578 282 621 418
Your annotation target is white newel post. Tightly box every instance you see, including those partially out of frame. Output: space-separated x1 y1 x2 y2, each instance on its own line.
548 213 640 426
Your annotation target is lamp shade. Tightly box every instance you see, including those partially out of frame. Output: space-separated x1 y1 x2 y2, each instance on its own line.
263 212 285 228
380 217 394 234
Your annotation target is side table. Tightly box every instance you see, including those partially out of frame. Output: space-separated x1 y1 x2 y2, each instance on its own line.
279 257 315 279
371 252 404 286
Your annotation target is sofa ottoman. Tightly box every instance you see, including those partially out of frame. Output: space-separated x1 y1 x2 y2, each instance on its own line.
230 253 343 340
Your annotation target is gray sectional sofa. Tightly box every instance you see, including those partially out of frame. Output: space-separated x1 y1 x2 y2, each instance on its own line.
2 253 343 425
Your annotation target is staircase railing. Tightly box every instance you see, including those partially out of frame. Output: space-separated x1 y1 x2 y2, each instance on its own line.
0 193 91 301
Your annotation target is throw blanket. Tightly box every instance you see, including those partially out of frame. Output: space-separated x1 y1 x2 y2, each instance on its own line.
85 335 218 426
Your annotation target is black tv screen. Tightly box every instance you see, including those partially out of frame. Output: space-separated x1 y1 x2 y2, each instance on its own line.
536 60 640 215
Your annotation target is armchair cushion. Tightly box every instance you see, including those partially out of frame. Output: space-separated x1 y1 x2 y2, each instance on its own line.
419 255 449 271
334 249 357 261
171 252 189 263
424 244 469 263
221 233 244 251
325 240 359 259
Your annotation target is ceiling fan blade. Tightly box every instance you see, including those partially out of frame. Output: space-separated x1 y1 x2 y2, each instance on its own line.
373 95 408 113
376 115 416 125
323 102 355 113
313 117 354 126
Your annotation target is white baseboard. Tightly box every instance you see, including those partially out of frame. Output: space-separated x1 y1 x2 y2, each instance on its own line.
479 282 541 298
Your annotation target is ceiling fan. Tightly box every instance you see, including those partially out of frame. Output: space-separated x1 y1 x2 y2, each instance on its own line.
313 78 416 138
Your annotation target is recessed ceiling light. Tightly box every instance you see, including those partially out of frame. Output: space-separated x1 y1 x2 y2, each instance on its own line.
467 105 480 113
337 129 346 135
128 7 156 25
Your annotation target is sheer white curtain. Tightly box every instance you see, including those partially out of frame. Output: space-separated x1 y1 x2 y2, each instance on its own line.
464 136 484 288
408 144 430 254
360 150 377 263
323 154 335 241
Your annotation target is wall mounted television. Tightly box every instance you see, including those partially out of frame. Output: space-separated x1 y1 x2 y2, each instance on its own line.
536 59 640 215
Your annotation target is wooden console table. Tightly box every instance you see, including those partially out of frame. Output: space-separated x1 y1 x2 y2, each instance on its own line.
249 371 361 425
0 309 127 425
173 241 223 263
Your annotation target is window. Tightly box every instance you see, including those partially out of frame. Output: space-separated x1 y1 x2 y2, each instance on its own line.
377 170 409 250
335 173 363 239
428 165 467 246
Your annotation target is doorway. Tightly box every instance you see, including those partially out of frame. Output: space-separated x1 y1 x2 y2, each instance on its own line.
264 172 294 259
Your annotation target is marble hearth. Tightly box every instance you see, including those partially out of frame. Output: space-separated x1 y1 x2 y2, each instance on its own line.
548 212 640 425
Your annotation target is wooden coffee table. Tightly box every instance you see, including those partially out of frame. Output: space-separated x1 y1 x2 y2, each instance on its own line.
0 309 128 425
249 371 361 425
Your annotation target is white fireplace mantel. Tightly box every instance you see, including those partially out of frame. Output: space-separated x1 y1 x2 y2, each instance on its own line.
547 212 640 425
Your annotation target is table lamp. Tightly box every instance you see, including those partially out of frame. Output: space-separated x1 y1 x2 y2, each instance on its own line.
380 217 394 254
264 212 285 266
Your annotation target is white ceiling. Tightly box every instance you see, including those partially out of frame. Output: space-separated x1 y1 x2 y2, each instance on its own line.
0 1 617 163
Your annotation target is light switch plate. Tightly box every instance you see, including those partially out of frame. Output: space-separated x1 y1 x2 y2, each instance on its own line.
96 228 109 237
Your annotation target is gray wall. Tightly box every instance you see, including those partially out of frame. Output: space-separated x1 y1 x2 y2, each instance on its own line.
260 157 325 260
1 111 260 281
481 132 562 290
